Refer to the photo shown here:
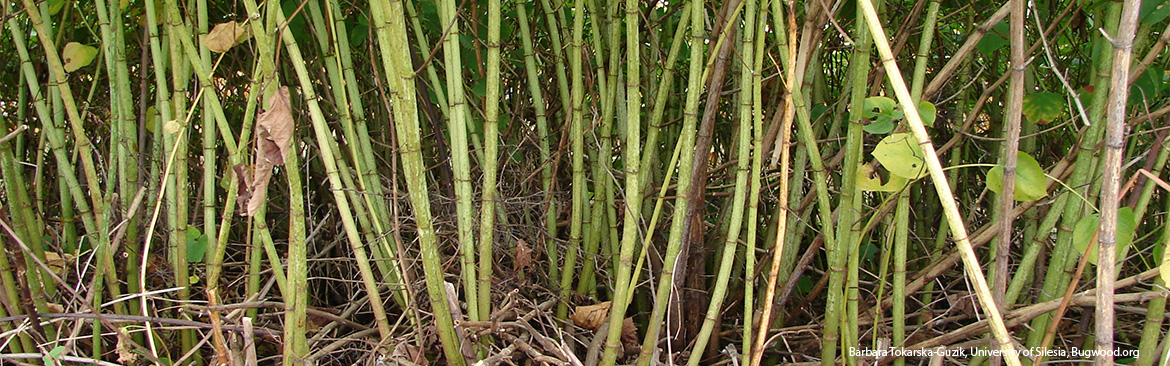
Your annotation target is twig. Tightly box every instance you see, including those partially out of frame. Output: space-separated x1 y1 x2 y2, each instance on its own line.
0 125 26 144
0 353 122 366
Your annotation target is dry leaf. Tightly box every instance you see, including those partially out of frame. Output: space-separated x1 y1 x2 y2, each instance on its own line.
257 87 294 165
164 120 182 134
238 87 294 216
945 292 978 317
116 327 139 364
513 239 532 275
241 157 273 216
203 21 251 53
390 343 429 366
621 317 639 355
44 252 69 276
232 163 252 214
44 302 64 313
571 301 612 330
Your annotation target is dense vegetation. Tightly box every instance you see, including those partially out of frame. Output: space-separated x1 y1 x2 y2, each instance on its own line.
0 0 1168 364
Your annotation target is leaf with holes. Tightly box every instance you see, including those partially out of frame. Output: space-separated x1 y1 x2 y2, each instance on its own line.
863 96 900 134
986 151 1048 202
1022 92 1064 125
62 42 98 72
873 133 928 179
1071 207 1137 265
856 164 907 192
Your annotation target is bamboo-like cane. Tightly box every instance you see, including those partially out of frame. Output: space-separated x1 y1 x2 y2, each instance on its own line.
854 0 1021 363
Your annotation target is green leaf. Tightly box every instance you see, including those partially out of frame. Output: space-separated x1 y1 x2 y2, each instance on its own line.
863 96 896 118
859 243 879 262
280 0 311 46
348 13 369 46
47 0 66 15
42 346 65 366
976 22 1010 56
985 151 1048 202
144 106 159 134
186 228 208 264
863 96 899 134
1130 65 1165 105
796 276 814 294
1078 85 1096 112
864 119 895 134
1022 92 1065 125
1072 207 1137 265
917 101 936 127
62 42 98 72
810 104 830 122
1160 237 1170 284
872 133 928 179
472 78 488 98
856 164 907 192
1142 0 1170 24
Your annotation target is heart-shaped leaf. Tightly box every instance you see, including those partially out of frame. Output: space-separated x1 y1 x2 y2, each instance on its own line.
1071 207 1137 265
62 42 98 72
986 151 1048 202
1022 92 1065 125
872 133 928 179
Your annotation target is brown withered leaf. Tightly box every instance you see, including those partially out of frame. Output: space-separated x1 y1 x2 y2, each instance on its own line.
621 317 639 356
232 163 252 214
571 301 612 331
44 251 73 276
237 87 294 216
946 292 978 317
257 87 294 165
513 239 532 275
202 21 251 53
241 158 273 216
390 343 429 366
